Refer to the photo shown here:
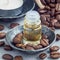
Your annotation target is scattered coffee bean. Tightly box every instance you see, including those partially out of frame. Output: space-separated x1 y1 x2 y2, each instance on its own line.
40 39 49 47
14 56 23 60
56 34 60 41
50 52 60 59
0 41 5 47
4 45 13 51
13 33 23 44
0 24 4 31
10 23 19 28
50 46 59 52
2 54 13 60
0 32 6 39
39 53 47 59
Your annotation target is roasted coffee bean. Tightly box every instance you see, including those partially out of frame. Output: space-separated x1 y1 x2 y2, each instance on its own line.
45 0 50 4
55 11 60 15
10 23 19 28
57 0 60 3
49 3 56 8
40 39 49 47
40 0 47 5
50 0 56 4
16 44 26 49
54 22 60 29
38 9 47 14
0 32 6 39
42 34 48 39
50 52 60 59
56 14 60 21
45 6 50 10
50 8 55 17
33 44 42 50
0 24 4 31
40 15 46 22
4 45 13 51
13 33 23 44
39 53 47 59
0 41 5 47
25 45 34 50
50 19 57 26
50 46 59 52
2 54 13 60
14 56 23 60
56 3 60 11
56 34 60 41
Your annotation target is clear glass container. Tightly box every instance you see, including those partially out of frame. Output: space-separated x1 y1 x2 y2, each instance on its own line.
23 11 42 45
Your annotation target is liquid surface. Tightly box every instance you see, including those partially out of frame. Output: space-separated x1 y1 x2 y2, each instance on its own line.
0 0 23 10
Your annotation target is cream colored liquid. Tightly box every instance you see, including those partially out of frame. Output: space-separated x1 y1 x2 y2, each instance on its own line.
0 0 23 10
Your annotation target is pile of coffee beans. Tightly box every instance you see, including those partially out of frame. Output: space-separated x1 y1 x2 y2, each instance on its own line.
9 23 20 29
13 33 50 50
38 0 60 30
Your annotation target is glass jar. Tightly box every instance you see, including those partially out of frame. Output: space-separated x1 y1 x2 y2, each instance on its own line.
23 11 42 45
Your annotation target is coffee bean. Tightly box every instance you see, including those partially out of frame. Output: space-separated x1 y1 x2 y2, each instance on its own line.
45 0 50 4
42 34 48 39
25 45 34 50
39 53 47 59
2 54 13 60
54 22 60 29
40 39 49 47
10 23 19 29
13 33 23 44
50 8 55 17
14 56 23 60
38 9 47 14
50 0 56 4
4 45 13 51
0 32 6 39
49 3 56 8
56 14 60 21
16 44 26 49
50 46 59 52
56 3 60 11
50 19 57 26
33 44 43 50
57 0 60 3
55 11 60 15
45 6 50 10
56 34 60 41
0 41 5 47
50 52 60 59
40 0 47 5
0 24 4 31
